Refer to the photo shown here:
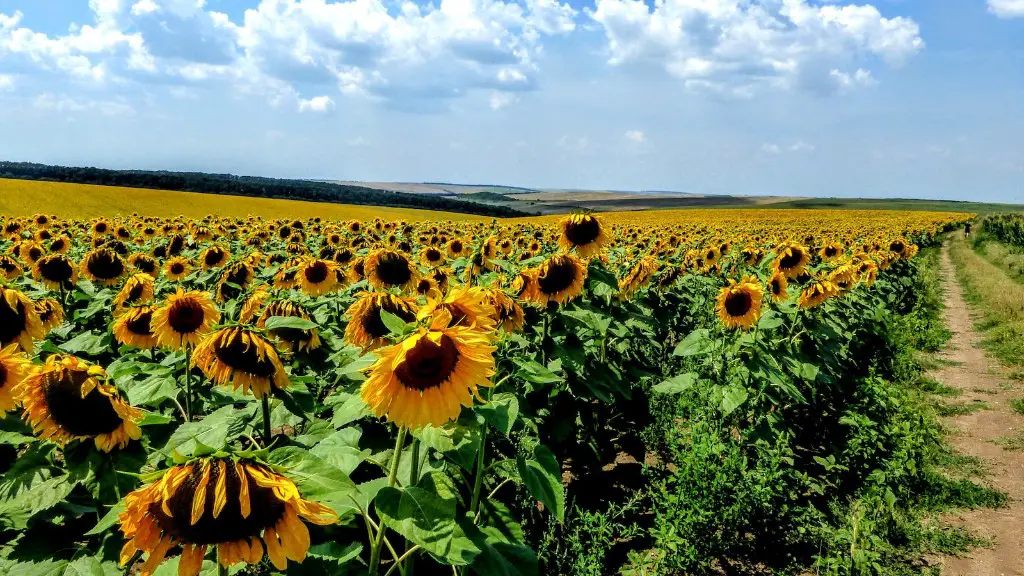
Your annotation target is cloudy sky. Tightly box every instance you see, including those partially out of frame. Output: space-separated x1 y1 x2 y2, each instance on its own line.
0 0 1021 202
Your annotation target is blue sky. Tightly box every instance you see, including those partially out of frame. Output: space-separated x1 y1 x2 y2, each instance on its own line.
0 0 1021 202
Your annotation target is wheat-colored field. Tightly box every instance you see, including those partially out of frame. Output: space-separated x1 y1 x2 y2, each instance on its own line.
0 178 485 221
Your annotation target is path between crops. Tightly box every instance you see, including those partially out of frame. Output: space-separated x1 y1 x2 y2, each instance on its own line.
935 241 1024 576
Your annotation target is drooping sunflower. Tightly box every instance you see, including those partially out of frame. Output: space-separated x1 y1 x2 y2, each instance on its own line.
152 289 221 350
296 258 339 297
118 456 338 576
35 298 65 333
0 255 23 280
767 270 789 301
80 247 127 287
558 213 609 258
857 260 879 286
797 278 839 309
113 273 156 315
257 301 321 353
489 290 525 333
364 249 419 292
0 344 31 412
47 235 71 254
618 255 658 299
18 355 141 451
715 276 764 330
19 242 45 265
216 262 256 303
239 285 272 324
420 246 446 267
164 256 192 282
129 253 161 277
819 243 844 261
113 306 160 349
343 292 418 350
361 310 497 429
419 285 497 332
525 253 588 306
828 263 860 294
193 328 289 398
0 286 44 352
200 246 231 270
33 254 78 291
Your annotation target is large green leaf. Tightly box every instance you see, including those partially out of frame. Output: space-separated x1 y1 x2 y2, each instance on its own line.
673 329 713 357
516 445 564 522
263 316 318 331
374 472 473 564
126 374 177 407
720 385 749 417
58 331 109 356
475 393 519 436
415 415 483 470
652 373 696 395
328 392 372 428
267 447 357 510
165 406 249 458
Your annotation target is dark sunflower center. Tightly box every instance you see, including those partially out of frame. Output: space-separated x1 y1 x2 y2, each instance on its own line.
304 261 329 284
153 246 168 259
0 258 17 273
374 253 412 286
204 249 224 267
126 282 146 303
168 236 185 255
395 335 460 391
565 217 600 246
0 363 7 388
39 257 74 282
441 303 469 326
825 247 838 257
37 303 56 324
42 368 123 436
168 299 206 334
890 241 905 253
771 279 783 295
451 241 463 253
778 250 803 270
362 301 415 338
335 249 353 264
134 258 156 274
87 252 124 280
225 266 250 286
213 332 278 377
27 247 43 261
724 291 753 317
426 249 442 262
170 263 185 275
0 296 28 346
127 311 154 335
537 260 578 295
151 461 286 545
95 223 108 234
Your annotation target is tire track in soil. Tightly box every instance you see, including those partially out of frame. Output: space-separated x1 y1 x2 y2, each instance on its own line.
935 240 1024 576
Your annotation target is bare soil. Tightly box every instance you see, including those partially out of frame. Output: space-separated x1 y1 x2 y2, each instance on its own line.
934 242 1024 576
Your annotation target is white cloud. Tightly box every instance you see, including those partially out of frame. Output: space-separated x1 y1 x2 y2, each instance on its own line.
761 143 782 155
33 93 135 116
297 95 335 112
988 0 1024 18
588 0 923 96
0 74 13 91
489 91 518 109
762 140 815 155
789 140 815 153
624 129 645 144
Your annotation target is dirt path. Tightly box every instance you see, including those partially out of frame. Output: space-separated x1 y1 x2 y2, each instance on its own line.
935 241 1024 576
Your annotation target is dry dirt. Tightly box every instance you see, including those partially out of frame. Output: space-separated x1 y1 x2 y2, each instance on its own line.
934 242 1024 576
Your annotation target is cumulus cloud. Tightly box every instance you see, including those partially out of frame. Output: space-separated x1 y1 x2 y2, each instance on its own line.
0 74 13 91
988 0 1024 17
297 95 335 112
762 140 815 155
588 0 923 96
624 129 645 143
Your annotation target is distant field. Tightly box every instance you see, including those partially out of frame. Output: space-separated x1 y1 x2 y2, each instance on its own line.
0 179 486 221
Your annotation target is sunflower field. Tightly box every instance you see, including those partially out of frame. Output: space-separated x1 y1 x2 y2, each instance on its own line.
0 208 972 576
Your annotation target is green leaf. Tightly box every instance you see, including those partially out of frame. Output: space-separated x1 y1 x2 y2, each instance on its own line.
165 406 249 458
513 359 561 385
126 374 177 407
476 393 519 436
720 385 749 417
379 309 411 336
58 331 109 355
307 541 363 566
328 392 371 428
63 557 115 576
415 416 483 470
652 373 696 395
0 431 34 446
267 447 357 510
86 502 125 536
757 311 785 330
0 474 78 530
263 316 318 331
673 329 713 356
310 431 371 476
516 445 564 522
374 472 471 564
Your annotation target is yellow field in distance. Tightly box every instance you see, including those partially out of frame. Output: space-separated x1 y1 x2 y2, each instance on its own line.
0 178 486 222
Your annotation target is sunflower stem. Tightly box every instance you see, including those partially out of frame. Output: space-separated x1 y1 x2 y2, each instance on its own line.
261 396 272 445
469 387 493 520
184 346 193 421
369 427 408 574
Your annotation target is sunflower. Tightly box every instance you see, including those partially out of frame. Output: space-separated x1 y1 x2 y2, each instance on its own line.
193 328 288 398
0 287 44 352
420 246 446 267
798 279 839 309
113 306 160 349
152 289 221 350
618 255 658 299
0 255 22 280
240 285 272 324
296 258 339 297
344 292 418 350
768 270 789 301
857 260 879 286
257 301 321 353
114 273 156 315
774 242 811 279
489 290 525 333
415 277 438 296
18 355 141 451
361 310 497 429
35 298 65 333
216 262 255 303
91 219 111 238
164 257 191 282
0 344 31 412
819 243 844 261
828 263 860 293
364 249 419 292
32 213 51 229
118 457 337 576
715 276 764 330
33 254 78 291
80 247 127 286
525 253 588 306
19 242 45 265
558 214 609 258
447 238 467 258
273 260 300 291
419 285 497 332
200 246 231 270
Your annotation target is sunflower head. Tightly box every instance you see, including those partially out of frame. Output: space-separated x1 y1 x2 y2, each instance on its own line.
525 253 588 306
217 262 255 302
361 311 497 429
774 242 811 279
297 258 339 297
489 290 525 333
558 213 609 257
34 254 78 291
200 246 231 270
0 344 31 412
0 287 44 352
114 273 156 315
257 301 321 353
798 278 839 309
118 456 337 576
193 328 289 398
152 289 221 350
344 292 418 350
418 285 498 331
114 305 160 349
768 271 789 301
80 247 127 286
617 255 658 299
420 246 446 267
34 298 65 333
18 355 141 451
129 253 161 277
0 255 23 280
715 276 764 330
365 249 419 292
